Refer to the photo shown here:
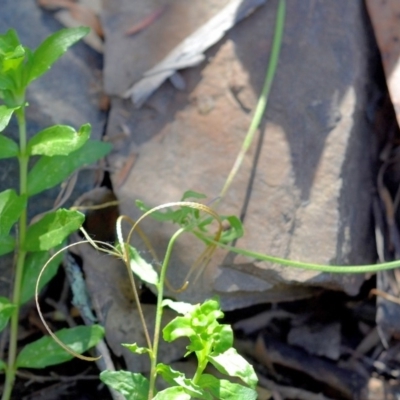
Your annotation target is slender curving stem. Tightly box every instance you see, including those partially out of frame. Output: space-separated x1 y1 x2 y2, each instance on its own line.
2 104 28 400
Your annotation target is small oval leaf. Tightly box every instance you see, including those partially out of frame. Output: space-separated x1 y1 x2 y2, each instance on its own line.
0 105 17 132
208 348 258 388
126 245 158 285
16 325 104 368
0 235 15 256
198 374 258 400
27 123 91 156
0 297 16 333
20 250 63 304
0 189 27 236
27 140 112 196
100 370 149 400
162 299 195 315
156 364 211 399
24 209 84 251
27 27 90 84
0 135 18 158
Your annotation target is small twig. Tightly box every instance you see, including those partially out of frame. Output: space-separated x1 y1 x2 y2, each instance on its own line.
370 288 400 305
258 375 336 400
125 5 168 36
53 171 78 210
16 369 98 387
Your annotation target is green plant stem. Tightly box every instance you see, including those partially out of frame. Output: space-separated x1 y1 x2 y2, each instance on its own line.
192 345 211 384
218 0 286 202
201 234 400 274
2 105 28 400
124 247 153 352
148 228 185 400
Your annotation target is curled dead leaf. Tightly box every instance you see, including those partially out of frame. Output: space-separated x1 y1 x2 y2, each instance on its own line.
38 0 104 38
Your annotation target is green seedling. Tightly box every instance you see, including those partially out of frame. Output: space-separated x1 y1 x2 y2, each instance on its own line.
101 298 258 400
0 27 110 399
36 192 254 400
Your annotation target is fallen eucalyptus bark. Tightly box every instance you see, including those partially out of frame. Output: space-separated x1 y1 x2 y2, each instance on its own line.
123 0 267 107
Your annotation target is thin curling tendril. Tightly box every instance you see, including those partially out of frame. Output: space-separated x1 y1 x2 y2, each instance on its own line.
122 201 223 291
34 239 119 362
35 201 222 361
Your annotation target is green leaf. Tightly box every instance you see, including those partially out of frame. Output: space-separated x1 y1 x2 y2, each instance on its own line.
27 123 91 156
20 250 63 304
208 348 258 388
24 209 84 251
197 298 223 319
125 245 158 285
0 190 27 236
153 387 191 400
0 297 16 333
0 359 6 372
219 215 244 243
0 105 17 132
122 343 151 355
0 29 22 57
0 74 14 91
156 363 212 399
163 315 196 343
181 190 207 201
212 324 233 354
162 299 195 315
100 370 149 400
198 375 258 400
16 324 104 368
0 235 14 255
163 298 227 356
27 140 112 196
0 135 18 158
27 27 90 84
0 29 25 75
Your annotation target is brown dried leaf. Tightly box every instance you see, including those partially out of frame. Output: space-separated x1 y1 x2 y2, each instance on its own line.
37 0 104 51
68 3 103 38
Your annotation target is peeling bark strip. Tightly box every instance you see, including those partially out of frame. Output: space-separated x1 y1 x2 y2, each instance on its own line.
123 0 267 107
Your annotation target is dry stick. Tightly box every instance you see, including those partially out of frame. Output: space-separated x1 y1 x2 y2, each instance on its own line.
258 375 336 400
16 370 99 385
218 0 286 202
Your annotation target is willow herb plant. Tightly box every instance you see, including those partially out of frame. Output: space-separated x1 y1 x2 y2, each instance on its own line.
0 27 110 400
36 193 258 400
